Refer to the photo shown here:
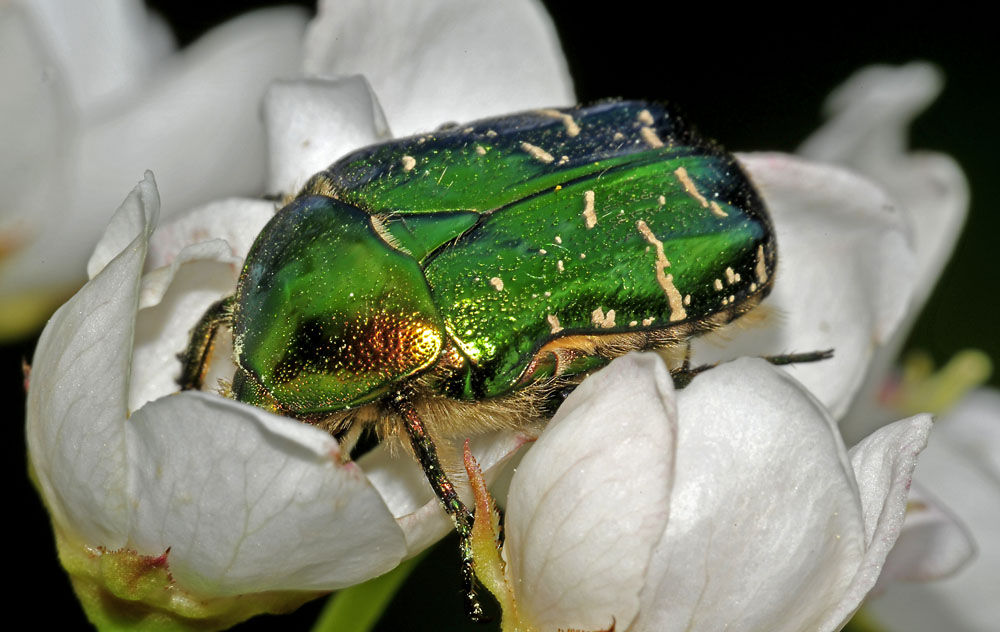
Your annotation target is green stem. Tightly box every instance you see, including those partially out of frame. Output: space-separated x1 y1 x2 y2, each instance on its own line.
310 553 426 632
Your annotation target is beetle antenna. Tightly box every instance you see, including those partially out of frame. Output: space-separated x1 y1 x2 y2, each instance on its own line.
388 388 484 621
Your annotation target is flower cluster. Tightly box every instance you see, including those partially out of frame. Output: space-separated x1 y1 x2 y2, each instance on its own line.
20 1 983 630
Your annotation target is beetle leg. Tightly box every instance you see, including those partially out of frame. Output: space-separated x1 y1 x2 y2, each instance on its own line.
670 348 835 389
388 389 484 621
177 296 235 391
760 349 835 366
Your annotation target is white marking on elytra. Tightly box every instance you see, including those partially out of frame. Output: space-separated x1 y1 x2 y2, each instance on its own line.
557 155 569 165
674 167 709 207
636 220 687 321
735 272 741 282
612 131 625 141
538 109 581 137
402 155 416 172
725 267 737 285
710 201 729 218
489 277 504 291
683 294 691 306
714 278 724 291
642 317 655 326
657 195 666 206
591 307 616 328
640 126 664 148
582 190 597 229
756 245 769 284
555 235 563 244
629 320 638 327
750 282 758 292
580 253 586 259
722 296 729 306
637 109 655 126
539 248 548 255
547 313 563 334
729 294 735 303
544 291 551 297
475 145 487 156
521 141 554 164
486 129 497 138
557 260 565 272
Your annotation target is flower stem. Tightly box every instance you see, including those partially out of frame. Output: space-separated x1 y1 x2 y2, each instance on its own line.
311 552 426 632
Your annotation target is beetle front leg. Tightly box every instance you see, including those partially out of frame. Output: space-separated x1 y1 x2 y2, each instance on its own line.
388 389 484 622
177 296 235 391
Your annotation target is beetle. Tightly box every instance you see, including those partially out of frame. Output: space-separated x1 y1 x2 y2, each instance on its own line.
179 100 791 618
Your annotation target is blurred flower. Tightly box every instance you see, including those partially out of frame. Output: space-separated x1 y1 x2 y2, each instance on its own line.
0 0 308 339
865 389 999 631
466 353 932 632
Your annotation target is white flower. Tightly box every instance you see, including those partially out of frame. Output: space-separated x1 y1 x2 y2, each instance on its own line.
24 4 963 628
25 1 573 628
798 62 970 444
0 0 308 337
468 353 931 632
864 389 1000 632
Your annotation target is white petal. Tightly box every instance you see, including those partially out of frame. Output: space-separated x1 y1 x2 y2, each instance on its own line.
132 198 276 410
304 0 574 136
818 414 932 629
864 390 1000 631
799 63 967 305
263 76 390 196
26 173 158 546
693 154 917 418
14 0 173 112
874 483 973 588
147 197 276 268
1 8 306 297
800 63 969 442
632 358 865 632
360 430 528 555
0 3 69 241
506 353 675 632
130 246 241 411
126 391 407 593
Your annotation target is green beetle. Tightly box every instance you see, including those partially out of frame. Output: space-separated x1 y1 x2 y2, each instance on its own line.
180 101 779 617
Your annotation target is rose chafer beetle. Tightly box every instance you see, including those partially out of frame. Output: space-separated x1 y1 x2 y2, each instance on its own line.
180 101 792 617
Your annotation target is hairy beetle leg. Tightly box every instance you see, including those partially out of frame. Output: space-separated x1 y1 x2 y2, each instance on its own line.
670 348 835 389
177 296 235 391
389 390 485 622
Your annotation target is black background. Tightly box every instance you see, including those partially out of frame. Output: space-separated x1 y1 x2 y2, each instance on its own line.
10 2 998 630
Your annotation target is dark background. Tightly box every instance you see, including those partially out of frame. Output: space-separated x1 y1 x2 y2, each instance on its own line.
10 3 998 630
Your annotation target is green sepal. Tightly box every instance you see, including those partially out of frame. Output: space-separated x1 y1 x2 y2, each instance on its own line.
54 525 322 631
